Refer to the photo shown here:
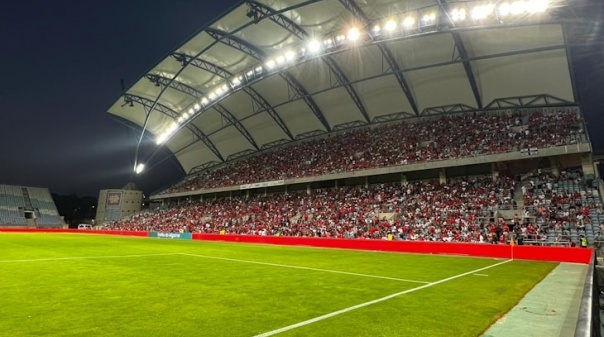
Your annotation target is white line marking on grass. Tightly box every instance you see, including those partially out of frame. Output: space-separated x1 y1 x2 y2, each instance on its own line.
252 259 512 337
179 253 429 284
473 273 489 277
0 253 180 263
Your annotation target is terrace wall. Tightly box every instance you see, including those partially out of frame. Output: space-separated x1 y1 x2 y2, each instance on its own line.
0 228 591 264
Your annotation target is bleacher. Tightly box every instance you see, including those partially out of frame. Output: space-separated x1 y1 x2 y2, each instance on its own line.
523 171 602 246
27 187 61 227
0 184 61 227
0 185 27 225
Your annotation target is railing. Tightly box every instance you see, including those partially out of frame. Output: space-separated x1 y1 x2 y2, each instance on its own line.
574 250 599 337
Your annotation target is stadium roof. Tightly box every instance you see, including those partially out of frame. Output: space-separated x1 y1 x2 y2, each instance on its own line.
108 0 577 175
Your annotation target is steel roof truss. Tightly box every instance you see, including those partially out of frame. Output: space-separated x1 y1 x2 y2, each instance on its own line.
205 27 332 132
172 53 295 140
338 0 420 116
146 74 259 150
251 1 370 123
124 93 224 162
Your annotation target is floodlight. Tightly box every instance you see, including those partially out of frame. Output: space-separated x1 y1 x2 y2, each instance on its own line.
201 98 208 105
265 59 276 69
499 3 511 15
510 1 526 14
336 34 346 43
451 8 467 21
347 28 361 42
209 92 216 100
276 55 286 64
135 163 145 174
384 20 397 32
216 87 224 96
402 16 415 28
526 0 548 13
194 104 200 111
471 5 494 20
246 70 254 77
372 25 381 34
156 134 167 145
422 13 437 24
285 50 296 61
231 77 241 86
255 66 263 73
221 84 229 92
307 39 322 53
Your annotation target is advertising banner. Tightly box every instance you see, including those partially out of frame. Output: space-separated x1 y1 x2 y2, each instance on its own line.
148 232 192 240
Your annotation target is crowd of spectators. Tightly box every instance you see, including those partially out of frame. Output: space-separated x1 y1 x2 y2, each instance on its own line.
109 176 527 244
161 109 584 194
516 171 601 245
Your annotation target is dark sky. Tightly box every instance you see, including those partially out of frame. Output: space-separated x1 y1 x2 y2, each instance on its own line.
0 0 602 197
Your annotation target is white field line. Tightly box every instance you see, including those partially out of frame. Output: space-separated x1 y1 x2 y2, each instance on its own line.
179 252 429 284
0 253 180 263
473 273 489 277
252 259 512 337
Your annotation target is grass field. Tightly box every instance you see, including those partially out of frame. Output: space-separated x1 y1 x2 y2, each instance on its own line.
0 233 557 337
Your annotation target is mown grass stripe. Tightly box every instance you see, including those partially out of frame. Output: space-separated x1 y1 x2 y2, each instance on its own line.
252 259 512 337
180 252 430 284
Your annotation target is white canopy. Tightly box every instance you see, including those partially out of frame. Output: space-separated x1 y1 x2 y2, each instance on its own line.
108 0 575 174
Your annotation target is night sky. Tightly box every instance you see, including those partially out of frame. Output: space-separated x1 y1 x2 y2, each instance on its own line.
0 0 602 197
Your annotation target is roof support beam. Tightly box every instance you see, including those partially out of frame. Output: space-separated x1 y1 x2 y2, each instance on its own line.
450 32 483 109
248 1 370 123
123 93 224 162
205 27 332 132
437 0 483 109
145 74 259 150
338 0 420 116
172 53 294 140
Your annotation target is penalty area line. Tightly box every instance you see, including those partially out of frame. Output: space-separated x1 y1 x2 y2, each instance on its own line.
179 252 429 284
252 259 512 337
0 253 181 263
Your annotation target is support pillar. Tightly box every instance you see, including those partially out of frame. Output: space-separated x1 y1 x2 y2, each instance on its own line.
439 169 446 184
549 157 560 177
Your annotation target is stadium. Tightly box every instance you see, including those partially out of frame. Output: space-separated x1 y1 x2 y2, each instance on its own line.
1 0 603 336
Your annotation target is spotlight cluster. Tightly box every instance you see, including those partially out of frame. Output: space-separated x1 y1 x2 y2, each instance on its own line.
154 0 550 146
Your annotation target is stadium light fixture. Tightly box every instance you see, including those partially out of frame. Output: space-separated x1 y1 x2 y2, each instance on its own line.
265 59 276 69
471 4 495 19
135 163 145 174
451 8 467 21
194 103 200 111
498 3 511 15
347 28 361 42
384 20 397 32
526 0 548 13
402 16 416 29
372 24 381 34
307 39 321 54
307 39 322 54
422 12 437 24
275 55 286 65
510 1 528 14
285 50 297 62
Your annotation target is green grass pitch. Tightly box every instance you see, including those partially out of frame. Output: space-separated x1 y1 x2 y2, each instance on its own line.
0 233 556 337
